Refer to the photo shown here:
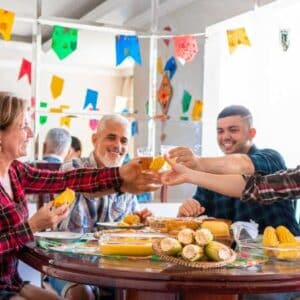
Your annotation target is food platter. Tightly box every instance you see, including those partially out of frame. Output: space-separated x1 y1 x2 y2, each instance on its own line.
96 222 145 230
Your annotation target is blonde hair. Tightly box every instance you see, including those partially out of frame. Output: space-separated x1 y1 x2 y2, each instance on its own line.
0 92 27 131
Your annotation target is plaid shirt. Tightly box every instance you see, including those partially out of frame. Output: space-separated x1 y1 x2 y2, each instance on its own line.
194 145 300 235
242 166 300 205
58 153 138 232
0 160 122 291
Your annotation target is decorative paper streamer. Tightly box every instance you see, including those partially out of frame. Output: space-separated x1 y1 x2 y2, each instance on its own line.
60 116 71 128
40 101 48 108
50 75 64 99
83 89 98 110
191 100 204 121
163 26 172 47
89 119 99 131
0 9 15 41
115 35 142 66
157 57 163 74
157 72 173 115
49 107 63 113
280 29 290 51
60 104 70 110
180 90 192 121
51 25 78 60
39 116 48 125
131 121 139 136
18 58 31 84
227 28 251 54
164 56 177 80
173 35 198 64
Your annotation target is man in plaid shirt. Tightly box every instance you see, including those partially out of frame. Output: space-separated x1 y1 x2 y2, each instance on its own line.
171 105 299 235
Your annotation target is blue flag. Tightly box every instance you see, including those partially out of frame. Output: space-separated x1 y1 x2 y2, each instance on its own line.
164 56 177 80
116 35 142 66
83 89 98 110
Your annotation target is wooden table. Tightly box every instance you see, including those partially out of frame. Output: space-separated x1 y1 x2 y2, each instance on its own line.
18 242 300 300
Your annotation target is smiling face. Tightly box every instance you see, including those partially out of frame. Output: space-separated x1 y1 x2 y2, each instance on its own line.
92 119 129 168
217 115 256 154
0 111 33 160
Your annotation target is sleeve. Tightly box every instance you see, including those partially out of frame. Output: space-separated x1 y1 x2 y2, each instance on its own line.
14 160 122 195
0 202 33 255
241 166 300 204
247 149 286 174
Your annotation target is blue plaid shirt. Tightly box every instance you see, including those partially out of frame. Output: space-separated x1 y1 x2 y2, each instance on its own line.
193 145 300 235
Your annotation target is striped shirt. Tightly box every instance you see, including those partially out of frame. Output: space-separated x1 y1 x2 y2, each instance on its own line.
0 160 122 291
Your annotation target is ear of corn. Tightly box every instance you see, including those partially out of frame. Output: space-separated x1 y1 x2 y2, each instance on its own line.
53 188 75 208
275 225 297 243
262 226 279 247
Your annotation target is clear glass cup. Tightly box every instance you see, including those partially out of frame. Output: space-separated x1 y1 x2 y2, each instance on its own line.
136 147 153 171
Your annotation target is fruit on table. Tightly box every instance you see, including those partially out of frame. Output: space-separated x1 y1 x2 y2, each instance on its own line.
182 244 204 262
149 156 165 171
194 228 214 246
205 241 231 262
275 225 297 243
160 237 182 256
177 228 195 245
53 188 75 208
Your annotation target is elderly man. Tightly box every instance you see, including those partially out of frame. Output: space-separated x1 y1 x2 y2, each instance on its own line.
47 114 152 300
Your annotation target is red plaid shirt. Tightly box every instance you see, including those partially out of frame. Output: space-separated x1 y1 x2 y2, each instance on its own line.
0 160 122 291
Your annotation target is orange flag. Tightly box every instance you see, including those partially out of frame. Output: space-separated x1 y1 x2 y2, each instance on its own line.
0 9 15 41
50 75 64 99
191 100 204 121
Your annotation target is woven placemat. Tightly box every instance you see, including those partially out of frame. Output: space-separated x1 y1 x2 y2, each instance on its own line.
152 239 236 269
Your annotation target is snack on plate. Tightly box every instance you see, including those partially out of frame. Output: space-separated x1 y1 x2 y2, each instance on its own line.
53 188 75 208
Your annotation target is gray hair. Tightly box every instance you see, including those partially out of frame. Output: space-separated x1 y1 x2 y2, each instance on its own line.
97 114 130 135
44 128 71 155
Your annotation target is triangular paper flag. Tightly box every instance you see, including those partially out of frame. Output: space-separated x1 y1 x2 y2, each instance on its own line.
157 57 163 74
164 57 177 80
39 115 48 125
18 58 31 84
0 9 15 41
89 119 99 131
60 116 71 128
50 75 64 99
191 100 204 121
83 89 98 110
49 107 63 113
227 28 251 54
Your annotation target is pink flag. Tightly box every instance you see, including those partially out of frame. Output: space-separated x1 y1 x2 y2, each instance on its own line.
18 58 31 84
173 35 198 64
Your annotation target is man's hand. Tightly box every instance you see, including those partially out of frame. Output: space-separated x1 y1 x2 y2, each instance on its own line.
134 208 153 225
28 202 69 233
168 147 199 170
177 198 205 217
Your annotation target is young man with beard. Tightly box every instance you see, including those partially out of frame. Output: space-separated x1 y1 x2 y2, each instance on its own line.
47 114 152 300
170 105 299 236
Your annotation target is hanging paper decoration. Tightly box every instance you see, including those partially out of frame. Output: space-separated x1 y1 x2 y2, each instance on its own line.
227 28 251 54
173 35 198 64
60 104 70 110
51 25 78 60
31 97 35 107
131 121 139 136
115 35 142 66
180 90 192 121
83 89 98 110
49 107 63 113
164 56 177 80
50 75 64 99
0 9 15 41
89 119 99 131
18 58 31 84
39 116 48 125
145 100 149 115
40 101 48 108
163 26 172 47
191 100 204 121
157 72 173 115
60 116 71 128
157 57 163 74
280 29 290 51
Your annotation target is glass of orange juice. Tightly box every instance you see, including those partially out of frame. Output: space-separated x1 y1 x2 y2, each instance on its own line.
137 147 153 171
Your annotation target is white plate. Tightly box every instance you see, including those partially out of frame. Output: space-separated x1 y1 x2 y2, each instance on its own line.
96 222 145 229
34 231 83 241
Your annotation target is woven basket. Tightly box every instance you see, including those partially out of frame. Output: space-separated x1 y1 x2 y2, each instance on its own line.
152 239 236 269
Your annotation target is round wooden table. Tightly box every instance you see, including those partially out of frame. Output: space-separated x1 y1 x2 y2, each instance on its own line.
18 242 300 300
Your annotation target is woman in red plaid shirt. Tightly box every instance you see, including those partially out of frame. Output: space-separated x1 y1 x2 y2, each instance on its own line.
0 92 160 300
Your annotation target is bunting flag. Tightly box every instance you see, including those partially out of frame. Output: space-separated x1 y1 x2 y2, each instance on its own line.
164 56 177 80
89 119 99 131
18 58 31 84
115 35 142 66
60 104 70 110
131 121 139 136
39 115 48 125
157 57 163 74
49 107 63 113
191 100 204 121
157 72 173 115
0 9 15 41
180 90 192 121
50 75 64 99
227 27 251 54
163 26 172 47
83 89 98 110
51 25 78 60
60 116 71 128
280 29 290 51
173 35 198 64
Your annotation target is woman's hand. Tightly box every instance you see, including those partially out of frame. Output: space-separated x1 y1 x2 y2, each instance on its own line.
28 202 69 233
134 208 153 225
177 198 205 217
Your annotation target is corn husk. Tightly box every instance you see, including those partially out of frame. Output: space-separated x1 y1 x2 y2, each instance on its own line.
205 241 231 262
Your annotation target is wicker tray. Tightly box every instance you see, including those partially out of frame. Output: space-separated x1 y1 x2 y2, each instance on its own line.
152 239 237 269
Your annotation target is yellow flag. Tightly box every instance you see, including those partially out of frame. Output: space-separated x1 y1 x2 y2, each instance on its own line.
0 9 15 41
157 57 163 74
191 100 203 121
60 104 70 110
227 28 251 54
50 75 64 99
60 116 71 128
49 107 63 113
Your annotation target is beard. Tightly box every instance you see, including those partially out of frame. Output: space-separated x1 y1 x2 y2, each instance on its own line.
101 152 125 168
